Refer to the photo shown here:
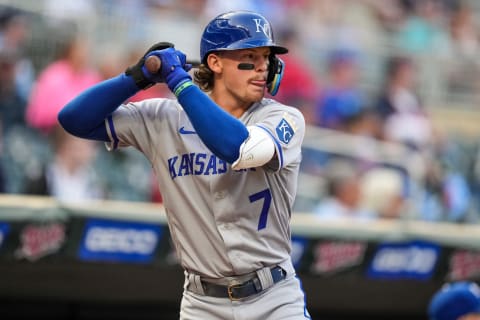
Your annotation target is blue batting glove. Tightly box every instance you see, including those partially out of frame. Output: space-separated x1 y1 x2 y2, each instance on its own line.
141 48 187 83
144 48 193 95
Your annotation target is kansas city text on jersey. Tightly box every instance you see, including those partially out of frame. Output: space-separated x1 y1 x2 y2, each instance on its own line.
168 153 228 179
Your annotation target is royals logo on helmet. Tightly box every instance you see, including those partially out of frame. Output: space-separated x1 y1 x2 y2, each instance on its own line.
253 18 272 39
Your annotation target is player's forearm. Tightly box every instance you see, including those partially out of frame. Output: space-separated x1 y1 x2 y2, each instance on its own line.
58 74 139 140
177 84 249 163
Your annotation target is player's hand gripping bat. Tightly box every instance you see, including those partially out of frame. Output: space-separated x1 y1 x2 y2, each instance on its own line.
145 54 200 74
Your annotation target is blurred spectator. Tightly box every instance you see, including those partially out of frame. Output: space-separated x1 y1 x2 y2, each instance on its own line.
0 46 30 204
314 48 366 131
0 7 35 101
375 54 475 223
448 1 479 63
23 126 104 202
25 31 101 133
313 160 376 220
392 0 451 106
375 55 434 150
419 158 448 221
420 154 473 223
0 7 28 51
0 45 28 195
428 281 480 320
394 0 450 55
299 0 379 57
443 169 472 221
272 27 320 125
360 167 406 219
369 0 409 33
0 48 27 133
340 110 383 139
444 1 480 98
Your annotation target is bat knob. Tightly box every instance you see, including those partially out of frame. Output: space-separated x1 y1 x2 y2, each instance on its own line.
145 56 161 73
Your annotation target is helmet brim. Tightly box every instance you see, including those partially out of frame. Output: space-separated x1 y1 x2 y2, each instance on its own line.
202 39 288 64
271 45 288 55
225 39 288 54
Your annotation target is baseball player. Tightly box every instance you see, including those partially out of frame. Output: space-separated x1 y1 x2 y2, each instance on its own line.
58 10 310 320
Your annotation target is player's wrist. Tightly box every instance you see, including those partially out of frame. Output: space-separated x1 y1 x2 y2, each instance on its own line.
166 68 192 96
173 79 194 97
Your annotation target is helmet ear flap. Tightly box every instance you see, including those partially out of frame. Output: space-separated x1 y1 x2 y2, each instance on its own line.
266 55 284 96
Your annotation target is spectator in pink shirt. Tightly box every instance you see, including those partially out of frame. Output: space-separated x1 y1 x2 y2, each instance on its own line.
26 31 101 133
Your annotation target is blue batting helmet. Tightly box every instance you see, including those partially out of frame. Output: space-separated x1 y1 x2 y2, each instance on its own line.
200 11 288 63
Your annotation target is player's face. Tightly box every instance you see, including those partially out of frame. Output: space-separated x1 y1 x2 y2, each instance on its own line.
213 47 270 106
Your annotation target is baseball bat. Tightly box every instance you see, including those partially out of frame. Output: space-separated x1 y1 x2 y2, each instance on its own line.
145 55 200 73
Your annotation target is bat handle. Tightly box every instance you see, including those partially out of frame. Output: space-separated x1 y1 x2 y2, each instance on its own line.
145 55 161 74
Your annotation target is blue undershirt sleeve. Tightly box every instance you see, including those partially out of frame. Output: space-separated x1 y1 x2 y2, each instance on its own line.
58 74 139 141
177 84 249 163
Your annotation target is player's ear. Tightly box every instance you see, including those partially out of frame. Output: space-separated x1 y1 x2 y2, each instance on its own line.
207 53 223 73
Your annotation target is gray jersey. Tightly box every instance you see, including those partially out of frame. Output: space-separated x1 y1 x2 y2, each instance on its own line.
105 97 305 279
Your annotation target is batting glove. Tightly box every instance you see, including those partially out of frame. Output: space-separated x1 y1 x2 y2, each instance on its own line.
146 48 193 96
125 42 174 90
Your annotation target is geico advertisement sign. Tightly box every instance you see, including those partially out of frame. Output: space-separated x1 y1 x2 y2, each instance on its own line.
85 227 157 254
367 240 440 280
78 219 162 263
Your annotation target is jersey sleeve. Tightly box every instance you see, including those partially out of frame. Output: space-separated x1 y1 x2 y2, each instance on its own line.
253 103 305 171
104 98 175 161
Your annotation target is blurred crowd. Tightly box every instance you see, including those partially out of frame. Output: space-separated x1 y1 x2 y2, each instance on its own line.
0 0 480 223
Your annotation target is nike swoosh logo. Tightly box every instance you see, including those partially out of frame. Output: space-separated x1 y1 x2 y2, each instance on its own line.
179 126 197 135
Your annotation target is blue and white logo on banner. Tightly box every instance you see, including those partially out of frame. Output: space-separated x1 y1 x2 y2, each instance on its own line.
0 222 10 249
367 240 440 280
78 218 163 263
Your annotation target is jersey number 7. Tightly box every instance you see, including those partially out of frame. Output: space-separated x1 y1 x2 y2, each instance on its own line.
249 188 272 231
